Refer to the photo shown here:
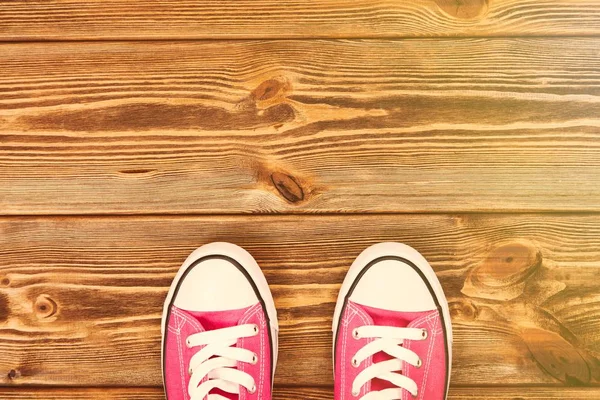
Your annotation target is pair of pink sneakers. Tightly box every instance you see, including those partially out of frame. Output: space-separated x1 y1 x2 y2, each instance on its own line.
162 242 452 400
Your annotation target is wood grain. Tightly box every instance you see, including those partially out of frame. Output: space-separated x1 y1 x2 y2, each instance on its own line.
2 387 600 399
1 0 600 40
1 214 599 387
2 39 600 214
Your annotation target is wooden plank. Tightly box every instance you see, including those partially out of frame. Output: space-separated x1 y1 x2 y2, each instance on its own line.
1 387 600 399
1 0 600 40
1 214 599 387
2 39 600 214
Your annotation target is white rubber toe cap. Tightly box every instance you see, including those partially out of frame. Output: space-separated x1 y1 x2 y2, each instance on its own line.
173 256 259 312
162 242 278 333
349 258 436 312
333 242 451 328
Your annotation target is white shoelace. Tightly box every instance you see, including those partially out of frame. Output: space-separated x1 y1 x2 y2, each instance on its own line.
186 323 260 400
351 326 428 399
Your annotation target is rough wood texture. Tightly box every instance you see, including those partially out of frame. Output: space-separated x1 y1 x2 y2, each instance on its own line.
2 39 600 214
1 215 599 387
1 0 600 40
2 387 600 399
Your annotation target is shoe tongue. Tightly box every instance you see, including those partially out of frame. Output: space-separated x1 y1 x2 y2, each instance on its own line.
185 305 254 331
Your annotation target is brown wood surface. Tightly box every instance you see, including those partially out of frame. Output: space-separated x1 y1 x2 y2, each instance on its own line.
2 0 598 397
2 39 600 215
1 215 599 389
2 387 600 399
1 0 600 40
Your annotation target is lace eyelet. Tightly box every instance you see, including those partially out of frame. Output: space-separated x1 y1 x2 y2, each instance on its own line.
252 324 259 335
248 384 257 394
351 358 360 367
185 338 192 348
251 353 258 365
421 329 428 339
416 358 422 368
188 367 193 376
352 328 360 339
351 389 359 396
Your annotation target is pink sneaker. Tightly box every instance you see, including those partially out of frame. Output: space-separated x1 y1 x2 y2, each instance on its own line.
333 243 452 400
162 243 278 400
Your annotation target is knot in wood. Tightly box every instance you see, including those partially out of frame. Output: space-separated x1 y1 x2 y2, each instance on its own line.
435 0 489 19
522 328 591 384
449 300 477 321
34 294 58 319
7 369 20 380
251 78 288 102
462 240 541 301
270 172 304 203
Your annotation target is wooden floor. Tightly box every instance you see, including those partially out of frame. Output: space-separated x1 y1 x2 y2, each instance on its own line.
1 1 600 399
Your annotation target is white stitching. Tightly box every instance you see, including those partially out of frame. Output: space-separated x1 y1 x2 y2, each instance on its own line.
258 309 266 398
170 307 208 400
176 330 188 400
239 304 262 400
419 315 439 399
173 307 203 332
340 307 356 400
351 303 374 396
408 312 432 330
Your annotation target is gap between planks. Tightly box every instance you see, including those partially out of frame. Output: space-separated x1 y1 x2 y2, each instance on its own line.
1 386 600 399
